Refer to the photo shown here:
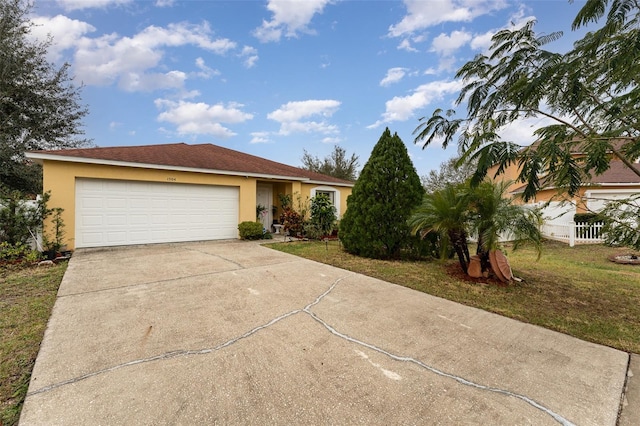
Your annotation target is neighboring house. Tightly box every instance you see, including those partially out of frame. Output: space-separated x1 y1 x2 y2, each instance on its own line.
26 143 353 250
488 141 640 223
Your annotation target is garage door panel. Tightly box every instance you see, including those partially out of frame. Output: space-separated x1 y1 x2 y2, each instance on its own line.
81 215 103 226
128 230 149 242
76 179 239 248
129 215 148 225
81 197 103 209
107 215 127 226
106 231 127 244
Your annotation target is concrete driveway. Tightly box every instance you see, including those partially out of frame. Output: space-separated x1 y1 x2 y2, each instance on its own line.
21 240 633 425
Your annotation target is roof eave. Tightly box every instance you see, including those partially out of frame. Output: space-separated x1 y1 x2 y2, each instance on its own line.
26 152 312 182
306 179 354 187
509 181 640 196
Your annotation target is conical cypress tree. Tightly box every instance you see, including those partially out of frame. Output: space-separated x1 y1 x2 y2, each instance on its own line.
340 128 424 258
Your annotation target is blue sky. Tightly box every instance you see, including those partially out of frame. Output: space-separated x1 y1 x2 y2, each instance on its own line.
30 0 591 177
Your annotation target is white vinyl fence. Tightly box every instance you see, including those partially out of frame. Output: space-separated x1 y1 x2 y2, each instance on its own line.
540 221 604 247
0 199 43 250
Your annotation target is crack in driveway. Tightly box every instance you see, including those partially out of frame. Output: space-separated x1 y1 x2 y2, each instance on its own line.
28 275 574 425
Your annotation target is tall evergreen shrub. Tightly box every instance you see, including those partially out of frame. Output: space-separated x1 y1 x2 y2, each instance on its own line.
340 128 424 258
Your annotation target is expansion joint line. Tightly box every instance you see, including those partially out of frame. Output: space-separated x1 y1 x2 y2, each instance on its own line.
29 273 574 426
27 276 345 397
302 289 575 426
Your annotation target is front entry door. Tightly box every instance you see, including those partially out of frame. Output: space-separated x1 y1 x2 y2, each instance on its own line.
256 183 273 231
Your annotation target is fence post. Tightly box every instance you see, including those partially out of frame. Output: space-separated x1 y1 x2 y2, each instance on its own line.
569 223 575 247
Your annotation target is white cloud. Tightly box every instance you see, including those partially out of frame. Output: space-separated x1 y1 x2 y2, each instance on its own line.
268 99 340 122
467 5 535 52
397 39 418 52
368 80 463 128
267 99 340 136
155 0 175 6
380 67 408 87
72 22 235 90
470 29 495 51
322 136 342 144
155 99 254 138
253 0 333 43
279 120 338 136
240 46 259 68
194 57 220 79
437 56 457 72
389 0 507 37
56 0 131 11
29 15 96 61
250 132 272 144
431 30 472 55
119 70 187 92
498 115 555 145
131 22 236 54
469 7 536 52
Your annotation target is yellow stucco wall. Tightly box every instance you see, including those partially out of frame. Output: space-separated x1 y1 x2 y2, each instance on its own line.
42 160 258 250
486 161 523 194
41 159 353 250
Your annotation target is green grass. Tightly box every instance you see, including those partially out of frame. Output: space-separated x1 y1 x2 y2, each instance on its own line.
0 263 67 426
268 239 640 354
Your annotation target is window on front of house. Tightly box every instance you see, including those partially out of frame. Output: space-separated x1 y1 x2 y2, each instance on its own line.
315 190 335 205
311 186 341 217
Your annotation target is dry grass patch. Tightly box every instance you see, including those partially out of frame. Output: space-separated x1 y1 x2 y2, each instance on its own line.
268 240 640 353
0 263 67 426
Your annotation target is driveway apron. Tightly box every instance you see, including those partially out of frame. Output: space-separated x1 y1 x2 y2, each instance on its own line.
20 240 629 425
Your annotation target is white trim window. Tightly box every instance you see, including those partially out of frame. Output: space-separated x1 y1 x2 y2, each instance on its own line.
310 186 341 217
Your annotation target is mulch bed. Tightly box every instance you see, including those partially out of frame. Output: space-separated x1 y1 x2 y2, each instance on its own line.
445 262 509 286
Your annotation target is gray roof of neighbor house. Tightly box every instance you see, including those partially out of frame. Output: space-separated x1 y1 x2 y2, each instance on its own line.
27 143 354 186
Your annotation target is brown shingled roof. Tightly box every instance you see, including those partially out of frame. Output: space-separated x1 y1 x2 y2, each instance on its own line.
29 143 354 186
509 160 640 194
590 161 640 184
524 138 629 154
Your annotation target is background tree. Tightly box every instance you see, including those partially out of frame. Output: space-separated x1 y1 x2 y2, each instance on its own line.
421 155 478 193
339 128 423 259
413 0 640 249
1 0 91 194
301 145 360 181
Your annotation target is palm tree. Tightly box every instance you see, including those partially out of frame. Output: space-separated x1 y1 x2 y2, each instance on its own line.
409 180 543 276
408 184 471 273
467 180 543 274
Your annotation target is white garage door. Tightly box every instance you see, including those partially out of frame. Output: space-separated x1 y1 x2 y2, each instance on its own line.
586 190 640 212
75 179 239 248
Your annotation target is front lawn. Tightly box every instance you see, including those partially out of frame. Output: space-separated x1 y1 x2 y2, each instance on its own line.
268 239 640 354
0 263 67 426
